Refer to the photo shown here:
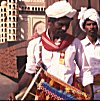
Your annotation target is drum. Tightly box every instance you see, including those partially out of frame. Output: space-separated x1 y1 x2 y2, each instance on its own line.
94 74 100 85
94 74 100 96
16 68 90 100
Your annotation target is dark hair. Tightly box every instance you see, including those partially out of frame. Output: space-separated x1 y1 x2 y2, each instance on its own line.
48 17 57 23
83 18 91 29
48 16 73 23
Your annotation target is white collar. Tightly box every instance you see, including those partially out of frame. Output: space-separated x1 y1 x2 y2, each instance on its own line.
82 36 100 46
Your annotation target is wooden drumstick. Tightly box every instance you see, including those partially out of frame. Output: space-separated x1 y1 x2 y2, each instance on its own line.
21 68 43 100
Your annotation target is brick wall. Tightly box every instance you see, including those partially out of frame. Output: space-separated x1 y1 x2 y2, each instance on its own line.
0 40 30 78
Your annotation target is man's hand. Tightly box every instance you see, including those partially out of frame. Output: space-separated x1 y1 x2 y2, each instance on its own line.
84 84 94 100
7 92 16 100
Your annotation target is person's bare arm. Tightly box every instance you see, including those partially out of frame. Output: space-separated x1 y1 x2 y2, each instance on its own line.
7 72 34 100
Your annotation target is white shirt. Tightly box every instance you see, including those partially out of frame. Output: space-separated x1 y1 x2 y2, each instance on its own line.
25 34 93 86
81 37 100 86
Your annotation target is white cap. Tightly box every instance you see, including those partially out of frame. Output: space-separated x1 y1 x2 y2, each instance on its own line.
78 7 100 32
45 1 77 18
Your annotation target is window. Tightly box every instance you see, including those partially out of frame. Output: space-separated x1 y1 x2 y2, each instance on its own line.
13 35 15 40
13 23 15 27
13 11 15 15
5 39 7 42
9 5 11 9
5 34 7 37
25 7 27 10
38 7 40 11
32 7 34 11
1 19 3 22
4 17 7 22
41 8 43 11
9 23 11 27
1 24 3 27
9 29 11 34
9 11 11 15
35 7 37 11
13 17 15 21
9 35 11 39
5 24 7 27
1 14 3 17
28 7 30 10
4 13 6 17
13 29 15 34
9 17 11 21
4 8 6 12
13 5 15 9
1 9 3 12
5 28 7 32
22 7 24 10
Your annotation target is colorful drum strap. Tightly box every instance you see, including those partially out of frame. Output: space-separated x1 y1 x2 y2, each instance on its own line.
39 81 77 100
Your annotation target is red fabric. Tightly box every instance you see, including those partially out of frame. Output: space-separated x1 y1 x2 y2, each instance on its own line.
41 32 74 51
72 74 79 88
72 74 83 91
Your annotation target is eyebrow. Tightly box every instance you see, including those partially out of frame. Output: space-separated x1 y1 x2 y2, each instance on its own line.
86 22 97 25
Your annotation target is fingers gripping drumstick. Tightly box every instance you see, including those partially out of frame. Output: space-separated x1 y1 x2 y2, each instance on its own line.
20 68 43 100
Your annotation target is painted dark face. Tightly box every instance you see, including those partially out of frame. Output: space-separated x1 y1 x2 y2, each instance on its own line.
54 17 71 31
84 20 98 37
48 17 72 40
53 30 67 46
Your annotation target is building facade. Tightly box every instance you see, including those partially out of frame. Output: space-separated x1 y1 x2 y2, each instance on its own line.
0 0 18 43
0 0 100 43
0 0 46 43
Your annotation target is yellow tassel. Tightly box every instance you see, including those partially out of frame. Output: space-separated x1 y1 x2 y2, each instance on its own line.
49 80 54 86
46 95 50 100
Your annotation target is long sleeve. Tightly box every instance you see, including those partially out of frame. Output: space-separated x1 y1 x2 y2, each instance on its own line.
25 38 41 74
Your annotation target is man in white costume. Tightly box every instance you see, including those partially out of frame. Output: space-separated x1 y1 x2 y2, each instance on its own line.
78 7 100 100
8 1 93 100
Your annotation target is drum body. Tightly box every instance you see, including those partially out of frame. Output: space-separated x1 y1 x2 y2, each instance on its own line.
16 70 90 100
93 74 100 100
35 71 90 100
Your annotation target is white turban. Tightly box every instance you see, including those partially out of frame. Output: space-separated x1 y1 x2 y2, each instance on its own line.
78 7 100 32
45 1 77 18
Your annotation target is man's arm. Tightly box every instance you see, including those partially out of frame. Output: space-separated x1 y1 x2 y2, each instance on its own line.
7 71 34 100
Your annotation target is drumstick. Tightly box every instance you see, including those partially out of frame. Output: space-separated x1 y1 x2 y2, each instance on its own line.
21 68 43 100
15 87 27 100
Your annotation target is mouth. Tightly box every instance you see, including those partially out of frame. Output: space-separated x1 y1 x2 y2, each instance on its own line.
89 28 97 33
54 39 62 46
90 30 95 33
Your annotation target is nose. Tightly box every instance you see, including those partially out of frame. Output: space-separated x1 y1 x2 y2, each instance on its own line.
90 24 94 28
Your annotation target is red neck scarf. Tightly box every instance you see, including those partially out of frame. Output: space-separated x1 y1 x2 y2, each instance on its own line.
41 32 74 51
